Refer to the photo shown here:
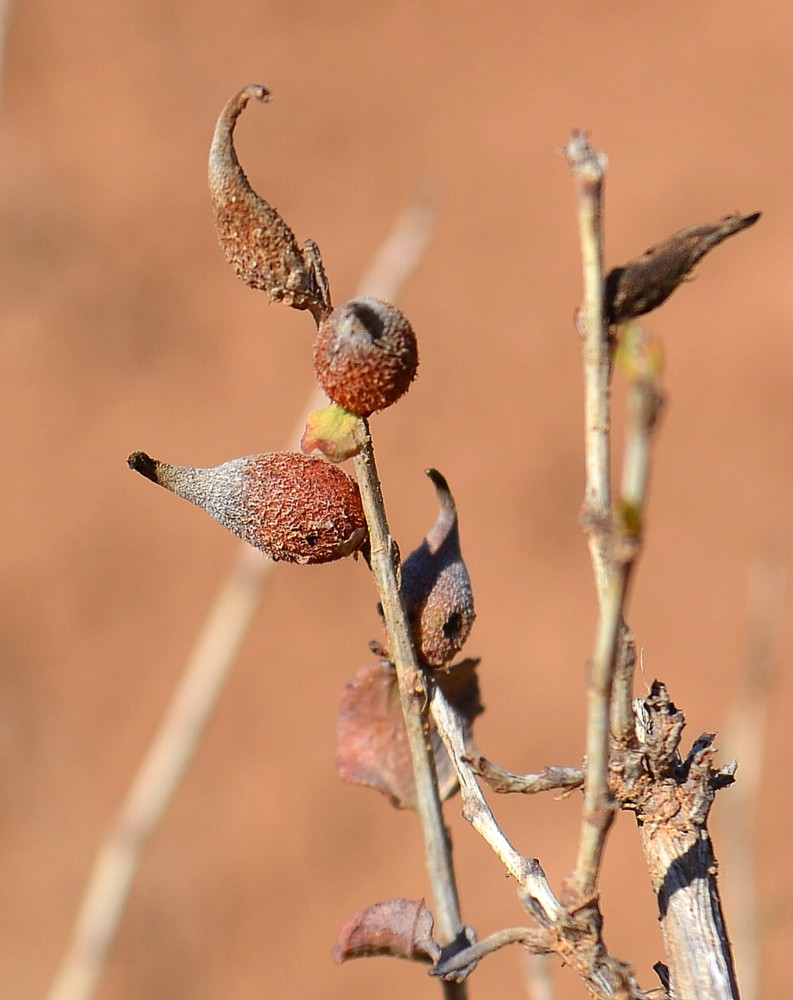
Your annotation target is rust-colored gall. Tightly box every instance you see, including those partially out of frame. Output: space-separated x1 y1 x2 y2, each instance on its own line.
128 451 367 564
313 298 418 417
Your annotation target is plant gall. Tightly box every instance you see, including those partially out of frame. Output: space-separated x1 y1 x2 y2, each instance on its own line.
313 298 419 417
128 451 367 564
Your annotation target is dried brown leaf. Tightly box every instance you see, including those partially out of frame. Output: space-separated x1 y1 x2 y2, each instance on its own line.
337 658 483 809
333 898 440 965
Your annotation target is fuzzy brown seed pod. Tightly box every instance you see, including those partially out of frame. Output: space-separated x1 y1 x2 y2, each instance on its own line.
398 469 475 669
313 298 419 417
128 451 367 564
605 212 761 325
208 85 331 324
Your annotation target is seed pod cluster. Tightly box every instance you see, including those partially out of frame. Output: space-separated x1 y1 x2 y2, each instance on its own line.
398 469 475 668
128 451 367 564
313 298 418 417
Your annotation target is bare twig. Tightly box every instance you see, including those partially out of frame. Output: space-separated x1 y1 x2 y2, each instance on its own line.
45 194 436 1000
431 926 551 980
610 331 659 744
571 567 626 897
464 755 584 795
576 329 662 898
566 130 611 606
430 685 564 925
352 430 468 1000
565 130 620 900
433 679 650 998
45 548 266 1000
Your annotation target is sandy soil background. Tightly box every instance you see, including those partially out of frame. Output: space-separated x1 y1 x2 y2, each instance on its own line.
1 3 791 998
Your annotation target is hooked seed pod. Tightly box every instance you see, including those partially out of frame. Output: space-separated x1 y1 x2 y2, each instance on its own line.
605 211 761 325
208 85 331 323
313 298 418 417
399 469 475 669
128 451 367 564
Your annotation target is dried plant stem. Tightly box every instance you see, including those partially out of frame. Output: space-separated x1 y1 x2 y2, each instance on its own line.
430 686 564 925
572 573 625 896
45 547 266 1000
565 130 620 900
45 195 436 1000
567 130 612 606
433 927 551 978
352 431 467 995
465 756 584 795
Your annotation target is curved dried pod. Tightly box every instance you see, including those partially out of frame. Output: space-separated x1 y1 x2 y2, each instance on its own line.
313 298 418 417
208 85 331 323
398 469 475 668
128 450 366 564
605 211 761 325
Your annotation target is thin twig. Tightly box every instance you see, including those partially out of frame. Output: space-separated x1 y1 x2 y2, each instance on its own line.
571 570 625 896
431 926 551 979
464 755 583 795
45 194 437 1000
578 339 661 896
45 548 266 1000
566 138 663 901
432 686 648 998
352 430 467 988
565 130 618 899
430 685 564 925
566 130 611 606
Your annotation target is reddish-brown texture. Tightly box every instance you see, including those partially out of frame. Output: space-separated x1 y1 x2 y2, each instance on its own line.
209 85 331 322
313 297 418 416
333 898 440 965
1 5 792 1000
337 658 482 810
128 450 367 564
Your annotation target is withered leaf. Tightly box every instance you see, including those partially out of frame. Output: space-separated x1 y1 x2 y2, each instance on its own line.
208 85 331 323
605 212 760 325
333 898 440 965
337 658 483 810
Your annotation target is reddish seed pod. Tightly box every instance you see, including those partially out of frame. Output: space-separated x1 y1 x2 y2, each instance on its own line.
398 469 475 669
128 451 367 564
208 85 331 323
313 298 418 417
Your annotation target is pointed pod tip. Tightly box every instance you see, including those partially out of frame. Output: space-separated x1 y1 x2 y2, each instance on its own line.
212 85 272 157
240 83 271 106
425 468 456 518
230 84 271 112
127 451 160 483
425 468 449 492
741 211 761 229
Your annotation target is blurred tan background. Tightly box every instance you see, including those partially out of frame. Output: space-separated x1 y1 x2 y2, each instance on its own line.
1 2 791 997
